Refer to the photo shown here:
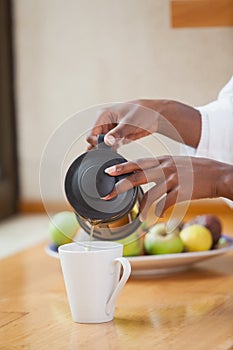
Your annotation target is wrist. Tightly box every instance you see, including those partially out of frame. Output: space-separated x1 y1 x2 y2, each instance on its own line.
157 100 201 147
216 164 233 201
132 99 172 115
130 99 165 132
129 99 201 147
155 100 178 133
130 99 172 132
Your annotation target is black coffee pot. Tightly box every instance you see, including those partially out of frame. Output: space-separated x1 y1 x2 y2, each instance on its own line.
64 135 143 240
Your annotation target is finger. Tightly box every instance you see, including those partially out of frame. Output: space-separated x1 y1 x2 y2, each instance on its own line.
86 143 94 151
139 172 178 220
155 188 178 217
102 165 165 201
117 167 165 191
86 120 104 141
102 177 135 200
86 108 118 147
110 137 134 152
103 160 169 200
104 122 142 147
105 158 160 175
105 161 140 175
101 186 118 200
139 182 167 221
86 135 98 148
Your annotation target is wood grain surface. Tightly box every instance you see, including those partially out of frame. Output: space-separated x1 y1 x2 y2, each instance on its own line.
0 211 233 349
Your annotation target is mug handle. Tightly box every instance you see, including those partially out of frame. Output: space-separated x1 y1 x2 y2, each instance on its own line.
105 257 131 315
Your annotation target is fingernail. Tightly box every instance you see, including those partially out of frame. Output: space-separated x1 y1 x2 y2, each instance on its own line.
104 166 117 174
105 135 115 146
101 194 113 200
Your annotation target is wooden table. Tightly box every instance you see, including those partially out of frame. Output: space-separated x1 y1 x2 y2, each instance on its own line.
1 211 233 350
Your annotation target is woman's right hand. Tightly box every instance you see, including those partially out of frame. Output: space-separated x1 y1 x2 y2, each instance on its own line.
86 101 160 150
86 99 201 150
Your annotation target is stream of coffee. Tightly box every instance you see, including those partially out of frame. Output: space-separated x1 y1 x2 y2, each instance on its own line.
88 225 95 251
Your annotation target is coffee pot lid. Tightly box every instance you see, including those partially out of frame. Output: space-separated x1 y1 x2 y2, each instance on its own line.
65 135 137 221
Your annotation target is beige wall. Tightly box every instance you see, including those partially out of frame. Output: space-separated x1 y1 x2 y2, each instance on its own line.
13 0 233 201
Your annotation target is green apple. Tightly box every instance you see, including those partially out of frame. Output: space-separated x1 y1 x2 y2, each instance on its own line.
116 227 145 256
180 224 213 252
131 204 139 221
144 223 184 255
49 211 80 246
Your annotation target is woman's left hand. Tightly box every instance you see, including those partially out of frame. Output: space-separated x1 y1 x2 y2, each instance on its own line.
103 156 225 220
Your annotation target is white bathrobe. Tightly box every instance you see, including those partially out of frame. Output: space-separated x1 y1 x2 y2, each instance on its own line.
195 76 233 165
186 76 233 206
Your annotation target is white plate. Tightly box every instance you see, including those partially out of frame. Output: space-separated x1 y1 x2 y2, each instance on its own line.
45 234 233 276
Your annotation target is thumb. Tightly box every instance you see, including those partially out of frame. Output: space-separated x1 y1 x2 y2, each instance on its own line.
104 124 125 147
104 123 135 147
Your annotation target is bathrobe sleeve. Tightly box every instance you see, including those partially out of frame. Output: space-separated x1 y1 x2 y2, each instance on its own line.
195 76 233 165
182 76 233 207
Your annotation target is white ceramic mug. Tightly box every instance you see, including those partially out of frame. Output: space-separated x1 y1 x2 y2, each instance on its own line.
58 241 131 323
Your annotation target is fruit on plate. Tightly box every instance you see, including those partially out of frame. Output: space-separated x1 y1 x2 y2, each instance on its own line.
109 204 139 229
144 223 184 255
183 214 222 248
117 226 145 256
215 236 229 249
49 211 80 246
180 224 213 252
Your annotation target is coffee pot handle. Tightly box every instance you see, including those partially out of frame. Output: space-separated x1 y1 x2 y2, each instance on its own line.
97 134 112 150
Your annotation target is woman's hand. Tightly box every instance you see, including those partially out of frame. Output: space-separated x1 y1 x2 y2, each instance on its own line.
86 101 161 150
103 156 232 220
86 99 201 150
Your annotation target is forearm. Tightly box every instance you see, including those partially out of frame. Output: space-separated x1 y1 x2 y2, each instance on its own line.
133 99 202 148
